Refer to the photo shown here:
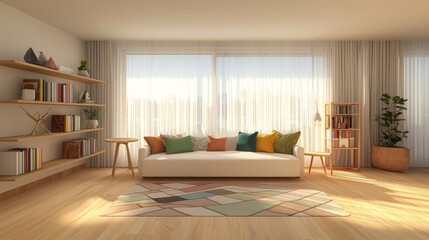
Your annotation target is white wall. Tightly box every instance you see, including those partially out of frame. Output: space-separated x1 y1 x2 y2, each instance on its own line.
0 2 86 193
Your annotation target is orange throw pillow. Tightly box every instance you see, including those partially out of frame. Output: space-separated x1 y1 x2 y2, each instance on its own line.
207 136 227 151
144 136 165 154
256 132 277 153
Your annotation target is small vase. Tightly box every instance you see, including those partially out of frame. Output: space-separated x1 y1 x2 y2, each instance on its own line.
38 51 48 66
78 70 90 77
86 120 99 129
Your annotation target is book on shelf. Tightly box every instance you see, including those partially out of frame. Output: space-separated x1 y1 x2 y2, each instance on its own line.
51 115 81 133
62 140 81 158
67 137 97 158
331 115 353 129
22 79 75 103
0 148 42 176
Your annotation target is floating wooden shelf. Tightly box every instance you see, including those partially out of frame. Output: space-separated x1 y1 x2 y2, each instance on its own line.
0 128 105 142
0 60 104 84
0 150 105 181
0 99 106 107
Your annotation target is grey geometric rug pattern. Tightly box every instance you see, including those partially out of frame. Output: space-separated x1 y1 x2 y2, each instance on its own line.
101 182 350 217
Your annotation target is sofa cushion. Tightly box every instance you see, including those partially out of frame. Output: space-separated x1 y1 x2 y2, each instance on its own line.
207 136 227 151
236 131 258 152
191 136 208 151
143 136 165 154
225 136 238 151
164 135 194 154
256 132 277 153
146 151 298 161
273 130 301 154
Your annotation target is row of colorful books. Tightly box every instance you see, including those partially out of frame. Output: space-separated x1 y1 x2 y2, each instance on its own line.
62 137 97 159
0 148 42 176
51 115 81 133
22 79 75 103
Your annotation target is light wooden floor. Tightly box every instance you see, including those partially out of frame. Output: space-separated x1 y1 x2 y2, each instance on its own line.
0 167 428 240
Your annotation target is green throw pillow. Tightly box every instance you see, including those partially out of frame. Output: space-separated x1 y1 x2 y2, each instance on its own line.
164 135 194 154
273 130 301 154
236 131 258 152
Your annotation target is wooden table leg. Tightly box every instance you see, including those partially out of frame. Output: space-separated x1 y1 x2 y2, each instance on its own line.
330 154 333 175
125 143 135 176
309 156 314 174
112 143 120 177
320 156 327 175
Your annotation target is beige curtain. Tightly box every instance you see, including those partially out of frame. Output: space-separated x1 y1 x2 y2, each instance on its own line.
85 41 113 167
331 41 402 167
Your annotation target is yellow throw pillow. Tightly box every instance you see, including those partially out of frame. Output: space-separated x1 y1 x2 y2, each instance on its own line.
256 132 277 153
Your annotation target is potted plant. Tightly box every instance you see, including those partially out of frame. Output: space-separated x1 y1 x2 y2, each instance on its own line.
83 108 100 129
372 93 410 171
78 60 90 77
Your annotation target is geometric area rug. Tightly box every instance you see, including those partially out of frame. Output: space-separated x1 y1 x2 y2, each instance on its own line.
101 182 350 217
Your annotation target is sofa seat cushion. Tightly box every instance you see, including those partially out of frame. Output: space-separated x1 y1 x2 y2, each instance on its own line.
145 151 297 161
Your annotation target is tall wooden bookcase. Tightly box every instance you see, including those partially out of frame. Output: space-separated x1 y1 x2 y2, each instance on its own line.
0 60 106 182
324 102 360 174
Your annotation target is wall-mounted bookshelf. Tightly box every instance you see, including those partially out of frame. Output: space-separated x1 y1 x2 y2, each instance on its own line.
0 59 105 184
0 150 105 181
0 60 104 84
0 128 105 142
325 102 360 174
0 99 106 107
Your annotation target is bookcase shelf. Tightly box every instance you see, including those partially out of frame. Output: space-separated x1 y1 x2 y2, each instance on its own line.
325 102 361 175
0 128 105 142
0 99 106 107
0 150 105 181
0 60 104 84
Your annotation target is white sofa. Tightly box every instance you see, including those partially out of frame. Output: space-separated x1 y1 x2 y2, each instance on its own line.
138 145 304 177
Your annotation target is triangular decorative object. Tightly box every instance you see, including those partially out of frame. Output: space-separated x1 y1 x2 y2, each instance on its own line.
23 48 40 65
45 57 57 70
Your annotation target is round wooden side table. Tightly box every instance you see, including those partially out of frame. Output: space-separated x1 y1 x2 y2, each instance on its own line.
305 152 331 175
105 138 138 177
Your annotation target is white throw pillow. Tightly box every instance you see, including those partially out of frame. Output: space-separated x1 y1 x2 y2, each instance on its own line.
225 136 238 151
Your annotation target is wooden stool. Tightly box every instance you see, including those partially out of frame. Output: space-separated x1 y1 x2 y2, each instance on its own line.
105 138 138 177
305 152 331 175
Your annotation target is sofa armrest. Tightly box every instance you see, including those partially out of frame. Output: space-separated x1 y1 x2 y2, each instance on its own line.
293 145 305 176
138 146 151 176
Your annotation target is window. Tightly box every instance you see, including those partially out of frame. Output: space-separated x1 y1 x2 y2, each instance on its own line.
125 52 328 151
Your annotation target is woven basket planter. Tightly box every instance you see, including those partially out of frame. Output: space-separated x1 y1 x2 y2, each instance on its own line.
371 145 410 171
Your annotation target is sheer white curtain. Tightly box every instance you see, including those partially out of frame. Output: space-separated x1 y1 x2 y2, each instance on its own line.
403 41 429 167
126 54 212 137
215 51 330 151
109 41 332 167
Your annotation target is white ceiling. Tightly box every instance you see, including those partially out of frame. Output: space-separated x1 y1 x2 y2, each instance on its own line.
2 0 429 41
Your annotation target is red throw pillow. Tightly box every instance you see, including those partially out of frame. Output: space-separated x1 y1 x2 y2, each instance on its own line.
144 136 165 154
207 136 227 151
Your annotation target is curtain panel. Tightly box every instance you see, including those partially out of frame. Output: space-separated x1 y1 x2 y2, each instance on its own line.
403 41 429 167
331 41 402 167
85 41 112 167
